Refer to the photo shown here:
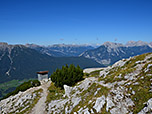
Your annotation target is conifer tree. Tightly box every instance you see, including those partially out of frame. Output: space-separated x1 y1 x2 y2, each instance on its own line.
50 64 84 88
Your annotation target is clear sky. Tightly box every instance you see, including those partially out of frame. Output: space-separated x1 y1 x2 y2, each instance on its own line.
0 0 152 45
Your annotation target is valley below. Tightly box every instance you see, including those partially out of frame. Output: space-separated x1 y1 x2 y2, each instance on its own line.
0 52 152 114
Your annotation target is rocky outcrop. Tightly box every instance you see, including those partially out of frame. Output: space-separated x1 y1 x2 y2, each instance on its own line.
47 53 152 113
63 85 73 98
0 86 42 114
138 98 152 114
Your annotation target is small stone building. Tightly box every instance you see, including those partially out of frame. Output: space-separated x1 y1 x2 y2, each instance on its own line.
37 71 49 81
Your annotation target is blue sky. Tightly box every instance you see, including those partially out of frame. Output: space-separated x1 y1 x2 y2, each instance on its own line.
0 0 152 45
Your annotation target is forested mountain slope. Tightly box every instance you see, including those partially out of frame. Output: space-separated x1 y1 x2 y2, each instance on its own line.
0 43 102 83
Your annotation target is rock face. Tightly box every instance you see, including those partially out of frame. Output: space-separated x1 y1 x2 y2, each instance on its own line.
0 86 42 114
81 41 152 65
93 95 106 113
63 85 73 98
0 53 152 114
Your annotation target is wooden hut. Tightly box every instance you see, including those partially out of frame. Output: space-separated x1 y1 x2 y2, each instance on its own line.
37 71 49 81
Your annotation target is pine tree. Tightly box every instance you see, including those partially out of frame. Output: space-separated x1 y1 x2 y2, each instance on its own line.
50 64 84 88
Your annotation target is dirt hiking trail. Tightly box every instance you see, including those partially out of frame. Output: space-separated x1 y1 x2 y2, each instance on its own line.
30 81 51 114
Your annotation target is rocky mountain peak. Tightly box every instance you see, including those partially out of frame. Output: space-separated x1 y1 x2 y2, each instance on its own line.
0 42 8 45
0 42 13 51
126 40 150 47
25 43 43 48
150 42 152 47
103 41 124 48
48 44 93 48
0 42 8 47
0 43 25 49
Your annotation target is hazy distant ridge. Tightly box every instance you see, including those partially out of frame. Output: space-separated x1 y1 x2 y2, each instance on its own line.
81 41 152 65
26 43 95 57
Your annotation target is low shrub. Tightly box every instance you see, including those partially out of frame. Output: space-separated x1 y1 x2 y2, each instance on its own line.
1 80 40 100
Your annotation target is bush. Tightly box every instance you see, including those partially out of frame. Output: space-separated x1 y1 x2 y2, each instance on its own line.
1 80 40 100
51 64 84 88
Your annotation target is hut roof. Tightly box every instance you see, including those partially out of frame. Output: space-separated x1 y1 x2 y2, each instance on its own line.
37 71 49 75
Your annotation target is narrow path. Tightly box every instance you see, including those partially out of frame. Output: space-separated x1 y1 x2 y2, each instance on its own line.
30 81 51 114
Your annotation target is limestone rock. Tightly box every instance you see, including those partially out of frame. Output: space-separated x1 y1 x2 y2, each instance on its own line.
93 95 106 113
63 85 73 98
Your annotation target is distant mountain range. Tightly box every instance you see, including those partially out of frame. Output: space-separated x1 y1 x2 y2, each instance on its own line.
80 41 152 65
26 44 95 57
0 41 152 98
0 41 152 84
0 43 102 84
